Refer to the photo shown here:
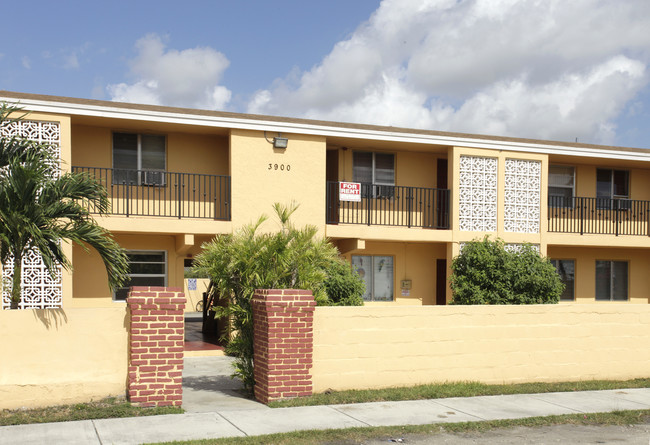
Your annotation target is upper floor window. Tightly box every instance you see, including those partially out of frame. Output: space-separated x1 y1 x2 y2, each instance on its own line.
353 151 395 198
548 165 575 207
597 169 629 209
113 132 166 185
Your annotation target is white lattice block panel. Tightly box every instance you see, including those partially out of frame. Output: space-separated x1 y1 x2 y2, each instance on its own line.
504 159 541 233
504 243 540 254
0 119 61 176
1 119 63 309
459 155 498 231
2 249 63 309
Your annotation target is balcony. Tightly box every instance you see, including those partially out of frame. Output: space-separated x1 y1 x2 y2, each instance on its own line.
548 196 650 236
73 167 231 220
326 181 450 229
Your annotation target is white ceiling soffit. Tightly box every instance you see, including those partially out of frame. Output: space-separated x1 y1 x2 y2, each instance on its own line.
2 94 650 163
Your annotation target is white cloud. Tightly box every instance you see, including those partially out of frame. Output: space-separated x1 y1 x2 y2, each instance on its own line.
63 53 79 70
108 34 232 110
21 56 31 69
248 0 650 145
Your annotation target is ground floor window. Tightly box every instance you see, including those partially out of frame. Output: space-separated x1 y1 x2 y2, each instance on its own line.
115 251 167 301
550 259 575 301
595 260 628 301
351 255 394 301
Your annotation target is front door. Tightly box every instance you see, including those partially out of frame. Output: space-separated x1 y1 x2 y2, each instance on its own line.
436 259 447 305
436 159 448 228
326 149 339 224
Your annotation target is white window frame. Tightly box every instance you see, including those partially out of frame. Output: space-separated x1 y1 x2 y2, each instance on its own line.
595 260 628 301
112 132 167 185
114 250 168 301
550 259 575 301
351 255 394 302
548 165 575 208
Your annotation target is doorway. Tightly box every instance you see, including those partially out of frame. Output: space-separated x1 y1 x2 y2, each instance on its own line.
436 259 447 305
326 149 339 224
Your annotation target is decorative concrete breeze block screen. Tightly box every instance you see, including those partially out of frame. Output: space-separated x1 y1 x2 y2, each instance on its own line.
459 242 540 254
504 159 541 233
459 155 498 231
1 119 63 309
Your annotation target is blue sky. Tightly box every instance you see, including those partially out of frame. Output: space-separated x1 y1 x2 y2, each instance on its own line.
2 0 650 149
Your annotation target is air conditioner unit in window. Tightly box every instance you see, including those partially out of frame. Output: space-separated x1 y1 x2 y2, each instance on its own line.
140 170 166 186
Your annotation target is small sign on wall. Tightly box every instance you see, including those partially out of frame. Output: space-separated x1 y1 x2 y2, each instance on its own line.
339 182 361 202
188 278 197 291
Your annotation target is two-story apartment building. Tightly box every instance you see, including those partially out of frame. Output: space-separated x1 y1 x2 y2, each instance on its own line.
1 90 649 310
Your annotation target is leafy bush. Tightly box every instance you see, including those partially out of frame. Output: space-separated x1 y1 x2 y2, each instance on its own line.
449 237 563 305
321 259 365 306
194 203 354 393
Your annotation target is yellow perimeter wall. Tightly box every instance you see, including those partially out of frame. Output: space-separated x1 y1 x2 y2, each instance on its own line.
0 307 128 409
312 305 650 392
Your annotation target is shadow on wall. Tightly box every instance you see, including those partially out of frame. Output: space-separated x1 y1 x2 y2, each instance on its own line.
33 308 68 329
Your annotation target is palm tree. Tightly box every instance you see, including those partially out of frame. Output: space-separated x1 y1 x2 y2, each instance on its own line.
0 103 128 309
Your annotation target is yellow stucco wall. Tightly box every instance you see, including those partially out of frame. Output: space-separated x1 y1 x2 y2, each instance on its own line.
0 307 128 409
337 147 439 189
72 234 180 306
547 246 650 303
550 160 650 201
230 129 327 231
70 124 228 176
183 278 211 312
312 304 650 392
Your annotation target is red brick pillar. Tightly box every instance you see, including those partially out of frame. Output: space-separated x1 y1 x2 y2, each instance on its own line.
127 286 186 407
252 289 315 404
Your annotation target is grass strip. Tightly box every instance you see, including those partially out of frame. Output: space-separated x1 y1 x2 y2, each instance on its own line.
269 378 650 407
150 409 650 445
0 397 183 426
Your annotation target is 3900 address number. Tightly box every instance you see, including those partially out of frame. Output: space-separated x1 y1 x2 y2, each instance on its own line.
268 163 291 171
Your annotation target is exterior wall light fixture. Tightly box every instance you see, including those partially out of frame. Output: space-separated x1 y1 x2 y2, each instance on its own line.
265 131 288 149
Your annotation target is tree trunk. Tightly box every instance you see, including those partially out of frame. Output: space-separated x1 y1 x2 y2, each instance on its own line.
10 254 22 309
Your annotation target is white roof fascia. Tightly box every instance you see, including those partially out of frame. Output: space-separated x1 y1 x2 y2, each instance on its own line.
3 95 650 163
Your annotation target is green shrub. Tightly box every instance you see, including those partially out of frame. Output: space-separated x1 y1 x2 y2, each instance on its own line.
194 202 354 394
449 237 563 305
321 259 365 306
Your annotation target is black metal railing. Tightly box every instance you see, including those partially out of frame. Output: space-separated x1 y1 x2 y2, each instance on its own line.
548 196 650 236
326 181 450 229
73 167 231 220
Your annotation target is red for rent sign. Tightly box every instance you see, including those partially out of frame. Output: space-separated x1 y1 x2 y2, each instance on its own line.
339 182 361 202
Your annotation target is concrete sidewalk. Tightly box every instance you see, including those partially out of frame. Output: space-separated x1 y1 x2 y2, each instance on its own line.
1 388 649 445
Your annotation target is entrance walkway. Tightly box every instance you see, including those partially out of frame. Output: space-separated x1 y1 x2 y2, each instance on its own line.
184 312 224 357
182 356 265 412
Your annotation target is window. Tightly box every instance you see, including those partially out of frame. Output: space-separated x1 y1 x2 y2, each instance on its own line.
351 255 394 301
548 165 575 207
550 259 575 301
353 151 395 198
596 169 629 209
595 260 628 301
115 251 167 301
113 132 166 185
